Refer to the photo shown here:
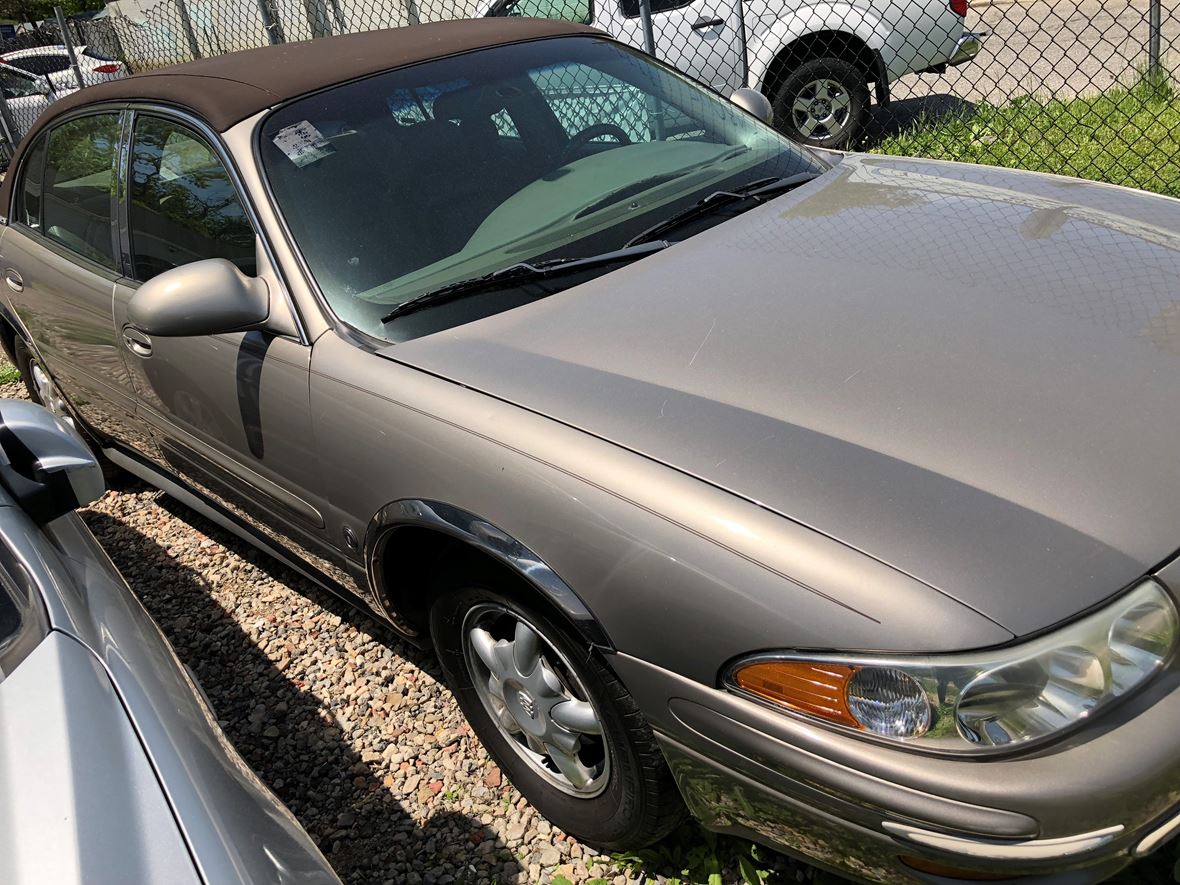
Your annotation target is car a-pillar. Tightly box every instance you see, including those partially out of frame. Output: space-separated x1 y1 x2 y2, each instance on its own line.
762 31 884 149
362 499 688 850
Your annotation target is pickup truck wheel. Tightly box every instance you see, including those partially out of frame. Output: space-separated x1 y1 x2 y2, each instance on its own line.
430 583 686 850
773 57 869 149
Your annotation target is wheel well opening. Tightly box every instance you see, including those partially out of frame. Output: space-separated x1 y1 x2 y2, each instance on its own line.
762 31 879 101
375 526 545 636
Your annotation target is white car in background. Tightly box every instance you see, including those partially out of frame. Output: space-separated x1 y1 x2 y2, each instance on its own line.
0 47 127 154
0 64 56 137
1 45 127 91
487 0 982 147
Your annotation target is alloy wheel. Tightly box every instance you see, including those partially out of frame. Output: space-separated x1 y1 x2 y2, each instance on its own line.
791 77 853 140
462 602 610 798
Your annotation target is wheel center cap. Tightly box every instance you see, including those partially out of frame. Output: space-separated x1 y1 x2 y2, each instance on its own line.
811 99 831 117
516 689 537 719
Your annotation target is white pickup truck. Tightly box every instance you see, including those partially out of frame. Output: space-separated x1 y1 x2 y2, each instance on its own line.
486 0 981 147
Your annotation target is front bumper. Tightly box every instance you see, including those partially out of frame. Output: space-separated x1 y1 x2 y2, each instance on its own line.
610 642 1180 884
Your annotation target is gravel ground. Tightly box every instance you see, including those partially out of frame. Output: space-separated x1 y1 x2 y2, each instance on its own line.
0 367 814 885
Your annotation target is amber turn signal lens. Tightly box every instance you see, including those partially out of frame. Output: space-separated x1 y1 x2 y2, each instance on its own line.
731 661 861 729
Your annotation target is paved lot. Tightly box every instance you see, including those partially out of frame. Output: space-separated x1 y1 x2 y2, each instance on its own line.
871 0 1180 134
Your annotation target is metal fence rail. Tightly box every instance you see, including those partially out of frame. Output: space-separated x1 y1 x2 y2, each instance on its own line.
0 0 1175 192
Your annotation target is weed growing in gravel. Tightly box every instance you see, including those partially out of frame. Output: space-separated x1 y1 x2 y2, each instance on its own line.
0 363 19 385
607 824 780 884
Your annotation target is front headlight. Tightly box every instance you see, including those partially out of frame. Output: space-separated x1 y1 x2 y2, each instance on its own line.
725 579 1178 753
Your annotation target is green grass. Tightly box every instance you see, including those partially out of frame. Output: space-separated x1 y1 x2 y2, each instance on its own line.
609 824 785 884
875 72 1180 197
0 361 20 385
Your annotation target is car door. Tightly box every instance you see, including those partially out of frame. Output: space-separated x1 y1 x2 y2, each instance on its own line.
0 110 143 445
111 110 343 579
593 0 745 92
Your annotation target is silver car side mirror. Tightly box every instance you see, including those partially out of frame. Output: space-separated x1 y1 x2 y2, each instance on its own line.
729 87 774 126
0 400 104 523
128 258 270 337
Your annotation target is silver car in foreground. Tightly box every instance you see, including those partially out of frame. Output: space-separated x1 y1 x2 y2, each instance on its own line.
0 400 339 885
2 16 1180 884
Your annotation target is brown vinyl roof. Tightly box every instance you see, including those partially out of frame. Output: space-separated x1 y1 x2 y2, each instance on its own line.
0 18 597 219
41 18 598 133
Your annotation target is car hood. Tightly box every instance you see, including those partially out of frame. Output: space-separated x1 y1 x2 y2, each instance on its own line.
384 154 1180 636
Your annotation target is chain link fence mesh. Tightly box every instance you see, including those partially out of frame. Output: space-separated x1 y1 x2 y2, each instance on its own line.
0 0 1175 192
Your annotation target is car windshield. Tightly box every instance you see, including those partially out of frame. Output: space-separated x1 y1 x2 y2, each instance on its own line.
260 36 825 340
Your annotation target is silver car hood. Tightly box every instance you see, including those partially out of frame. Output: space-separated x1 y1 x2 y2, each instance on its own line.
386 154 1180 636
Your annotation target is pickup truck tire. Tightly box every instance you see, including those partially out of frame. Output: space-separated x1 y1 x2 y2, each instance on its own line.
772 56 869 149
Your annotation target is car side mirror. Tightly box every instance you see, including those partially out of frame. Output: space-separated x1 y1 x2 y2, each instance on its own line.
729 87 774 125
128 258 270 337
0 400 104 524
34 78 50 96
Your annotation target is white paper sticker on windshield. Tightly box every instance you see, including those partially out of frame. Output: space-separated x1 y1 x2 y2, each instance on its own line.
272 120 335 167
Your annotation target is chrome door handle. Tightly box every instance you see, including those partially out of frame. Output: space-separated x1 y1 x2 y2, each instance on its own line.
692 16 725 29
122 326 152 358
4 269 23 292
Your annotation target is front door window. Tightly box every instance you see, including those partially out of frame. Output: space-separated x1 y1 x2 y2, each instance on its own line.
127 115 256 282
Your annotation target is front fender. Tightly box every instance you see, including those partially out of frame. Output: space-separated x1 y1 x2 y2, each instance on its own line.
745 5 887 93
364 497 611 647
310 334 1012 686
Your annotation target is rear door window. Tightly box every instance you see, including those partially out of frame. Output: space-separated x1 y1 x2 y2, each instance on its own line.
15 132 48 229
41 113 119 269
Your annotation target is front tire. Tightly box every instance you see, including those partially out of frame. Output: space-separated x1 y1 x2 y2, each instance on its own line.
772 56 870 149
430 582 685 850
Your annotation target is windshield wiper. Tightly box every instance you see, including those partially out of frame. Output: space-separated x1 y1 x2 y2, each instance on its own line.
624 171 821 248
381 240 670 324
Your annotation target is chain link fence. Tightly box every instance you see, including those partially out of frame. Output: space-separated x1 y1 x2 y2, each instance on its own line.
0 0 1175 192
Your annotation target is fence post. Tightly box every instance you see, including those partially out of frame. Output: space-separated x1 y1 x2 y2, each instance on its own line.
302 0 334 37
0 90 19 169
735 0 749 86
257 0 286 44
175 0 203 60
637 0 656 57
1148 0 1162 78
403 0 420 26
53 6 86 91
635 0 665 139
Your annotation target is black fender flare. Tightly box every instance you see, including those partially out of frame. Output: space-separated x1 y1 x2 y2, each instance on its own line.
364 498 613 650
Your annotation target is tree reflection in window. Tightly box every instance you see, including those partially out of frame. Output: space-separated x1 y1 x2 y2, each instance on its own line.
128 116 256 282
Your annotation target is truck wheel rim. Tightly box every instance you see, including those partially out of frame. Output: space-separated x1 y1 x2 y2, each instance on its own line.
462 602 611 798
792 77 852 140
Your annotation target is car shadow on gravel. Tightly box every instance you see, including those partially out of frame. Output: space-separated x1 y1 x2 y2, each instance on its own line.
83 491 524 885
